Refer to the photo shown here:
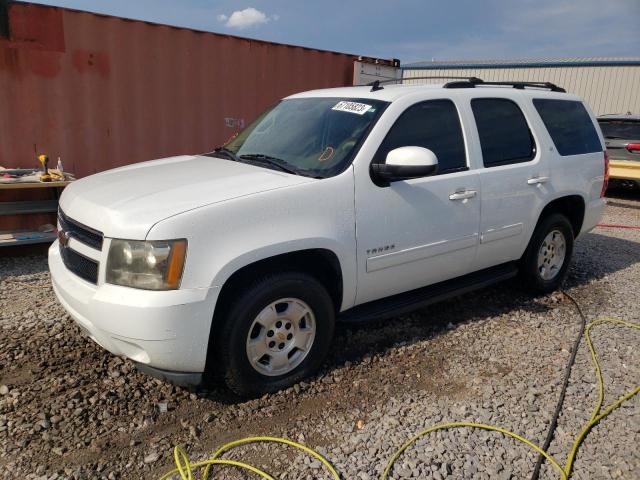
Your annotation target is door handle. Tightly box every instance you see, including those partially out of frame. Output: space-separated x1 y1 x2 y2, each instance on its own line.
449 190 477 201
527 176 549 185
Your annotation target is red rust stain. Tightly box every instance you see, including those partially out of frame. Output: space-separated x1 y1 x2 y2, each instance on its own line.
0 47 20 73
26 51 62 78
94 52 110 76
8 4 65 52
72 49 110 76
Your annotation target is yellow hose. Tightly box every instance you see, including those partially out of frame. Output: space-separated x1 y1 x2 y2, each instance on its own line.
161 317 639 479
160 437 340 480
381 422 568 480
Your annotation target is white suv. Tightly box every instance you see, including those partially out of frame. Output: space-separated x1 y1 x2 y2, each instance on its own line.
49 79 607 396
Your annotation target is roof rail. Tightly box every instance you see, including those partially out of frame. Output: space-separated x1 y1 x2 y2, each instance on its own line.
444 79 566 93
367 76 483 87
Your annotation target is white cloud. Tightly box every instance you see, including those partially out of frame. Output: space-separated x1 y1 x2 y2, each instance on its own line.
217 7 277 30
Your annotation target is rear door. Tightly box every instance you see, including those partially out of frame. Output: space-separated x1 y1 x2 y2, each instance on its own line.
469 96 549 270
532 98 606 230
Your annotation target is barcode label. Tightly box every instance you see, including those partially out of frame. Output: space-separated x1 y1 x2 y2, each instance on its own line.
332 101 372 115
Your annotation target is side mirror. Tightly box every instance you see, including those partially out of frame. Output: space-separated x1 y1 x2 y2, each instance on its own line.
371 146 438 183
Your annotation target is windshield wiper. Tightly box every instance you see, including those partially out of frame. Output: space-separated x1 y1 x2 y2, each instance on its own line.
604 135 627 139
239 154 299 175
207 147 243 162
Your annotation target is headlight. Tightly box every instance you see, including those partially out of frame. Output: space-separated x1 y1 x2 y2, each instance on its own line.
106 239 187 290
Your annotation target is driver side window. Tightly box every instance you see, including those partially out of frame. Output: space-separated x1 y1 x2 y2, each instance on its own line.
374 99 467 174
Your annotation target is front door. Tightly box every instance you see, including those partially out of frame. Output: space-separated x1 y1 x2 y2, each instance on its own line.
354 99 481 305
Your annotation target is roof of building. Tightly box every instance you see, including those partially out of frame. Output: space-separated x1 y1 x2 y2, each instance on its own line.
404 56 640 70
598 114 640 121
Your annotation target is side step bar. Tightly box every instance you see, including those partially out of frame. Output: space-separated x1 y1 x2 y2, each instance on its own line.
339 262 519 323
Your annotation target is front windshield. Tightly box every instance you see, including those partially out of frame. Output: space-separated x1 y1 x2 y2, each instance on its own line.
224 97 388 177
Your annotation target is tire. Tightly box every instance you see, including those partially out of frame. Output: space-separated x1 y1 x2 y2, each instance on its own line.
213 272 335 397
520 213 574 294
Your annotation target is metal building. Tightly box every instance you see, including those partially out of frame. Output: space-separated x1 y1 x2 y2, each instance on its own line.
402 57 640 116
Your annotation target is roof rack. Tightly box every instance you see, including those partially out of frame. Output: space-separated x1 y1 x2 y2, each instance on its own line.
444 79 566 93
368 76 484 86
368 76 483 91
366 77 566 93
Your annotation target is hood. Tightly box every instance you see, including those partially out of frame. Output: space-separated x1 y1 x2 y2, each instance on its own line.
59 155 313 239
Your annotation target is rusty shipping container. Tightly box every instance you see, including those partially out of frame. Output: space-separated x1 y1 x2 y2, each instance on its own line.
0 1 368 178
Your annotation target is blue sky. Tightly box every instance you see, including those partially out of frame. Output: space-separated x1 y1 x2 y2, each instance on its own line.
31 0 640 63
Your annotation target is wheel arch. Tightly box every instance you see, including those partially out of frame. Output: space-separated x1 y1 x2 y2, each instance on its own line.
203 248 344 380
209 247 344 334
534 194 586 238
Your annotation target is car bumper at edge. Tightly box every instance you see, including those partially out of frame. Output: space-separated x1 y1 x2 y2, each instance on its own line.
609 160 640 181
48 241 216 376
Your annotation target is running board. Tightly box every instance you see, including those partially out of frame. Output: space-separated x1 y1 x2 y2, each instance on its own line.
339 262 519 323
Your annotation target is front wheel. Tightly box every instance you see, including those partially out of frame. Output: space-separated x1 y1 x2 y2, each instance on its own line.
214 272 335 397
520 213 574 293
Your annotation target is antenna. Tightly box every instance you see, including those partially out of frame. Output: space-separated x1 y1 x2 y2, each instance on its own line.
370 80 384 92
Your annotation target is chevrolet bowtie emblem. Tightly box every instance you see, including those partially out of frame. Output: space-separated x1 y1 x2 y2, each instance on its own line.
58 229 71 247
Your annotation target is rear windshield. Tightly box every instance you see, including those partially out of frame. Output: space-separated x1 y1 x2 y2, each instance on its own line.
533 99 602 156
598 120 640 140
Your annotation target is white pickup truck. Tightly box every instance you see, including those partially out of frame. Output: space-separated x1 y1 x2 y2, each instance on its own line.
49 79 607 396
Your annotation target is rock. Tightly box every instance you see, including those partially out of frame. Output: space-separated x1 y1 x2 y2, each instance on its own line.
144 452 160 464
52 447 65 456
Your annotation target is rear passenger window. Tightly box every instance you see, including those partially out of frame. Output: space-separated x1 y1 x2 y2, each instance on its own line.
533 99 602 156
471 98 535 167
375 99 467 174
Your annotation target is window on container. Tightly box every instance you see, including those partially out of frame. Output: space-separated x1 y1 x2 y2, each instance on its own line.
471 98 535 167
374 99 467 174
533 99 602 156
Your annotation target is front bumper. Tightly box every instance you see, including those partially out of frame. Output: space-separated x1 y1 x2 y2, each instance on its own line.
49 240 216 374
609 160 640 181
135 364 203 388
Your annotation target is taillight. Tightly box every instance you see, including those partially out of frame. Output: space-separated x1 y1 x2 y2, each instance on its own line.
626 143 640 153
601 151 609 197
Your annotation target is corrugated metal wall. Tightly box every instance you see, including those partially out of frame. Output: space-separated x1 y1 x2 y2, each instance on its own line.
403 66 640 115
0 2 357 178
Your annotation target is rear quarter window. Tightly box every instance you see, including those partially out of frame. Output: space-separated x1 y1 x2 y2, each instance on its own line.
533 99 602 156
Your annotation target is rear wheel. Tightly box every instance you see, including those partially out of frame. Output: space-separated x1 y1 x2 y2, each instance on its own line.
520 213 574 293
213 272 335 397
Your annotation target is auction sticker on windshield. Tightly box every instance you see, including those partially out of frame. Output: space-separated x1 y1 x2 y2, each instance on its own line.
332 101 372 115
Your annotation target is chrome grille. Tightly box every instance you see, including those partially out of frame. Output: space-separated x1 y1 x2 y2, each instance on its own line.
59 244 99 284
58 209 104 250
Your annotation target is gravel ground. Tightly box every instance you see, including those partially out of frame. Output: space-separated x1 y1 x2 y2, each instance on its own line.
0 192 638 480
